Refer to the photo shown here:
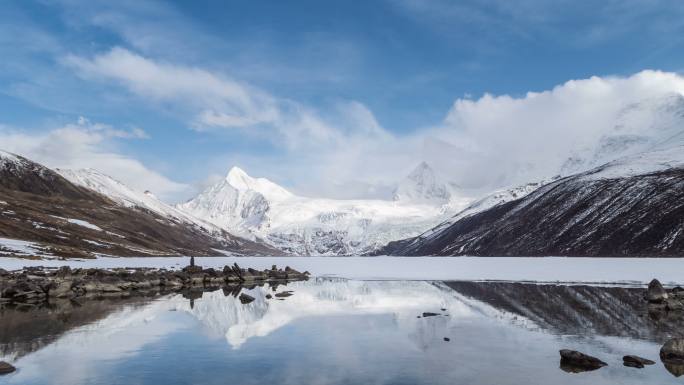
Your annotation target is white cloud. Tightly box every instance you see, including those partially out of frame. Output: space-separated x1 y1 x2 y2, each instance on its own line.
61 47 684 200
234 70 684 198
430 70 684 189
64 47 338 149
0 118 188 202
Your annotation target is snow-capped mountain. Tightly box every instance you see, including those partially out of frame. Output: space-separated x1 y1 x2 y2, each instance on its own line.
392 161 456 206
414 178 556 242
0 150 279 258
380 144 684 257
57 168 220 233
561 93 684 176
175 167 290 234
178 163 472 255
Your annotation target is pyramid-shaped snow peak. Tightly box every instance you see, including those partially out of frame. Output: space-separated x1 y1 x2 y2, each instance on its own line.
225 166 293 202
392 162 453 205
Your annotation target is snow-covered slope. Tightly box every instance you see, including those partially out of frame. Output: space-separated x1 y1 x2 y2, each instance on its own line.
415 178 555 241
561 93 684 176
57 168 220 233
380 145 684 257
178 163 472 255
0 150 279 258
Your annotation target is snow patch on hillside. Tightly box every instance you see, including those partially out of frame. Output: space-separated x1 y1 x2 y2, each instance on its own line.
0 237 49 258
58 168 225 235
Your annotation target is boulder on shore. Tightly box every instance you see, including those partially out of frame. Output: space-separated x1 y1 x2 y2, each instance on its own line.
661 338 684 363
647 279 668 303
559 349 607 372
661 340 684 378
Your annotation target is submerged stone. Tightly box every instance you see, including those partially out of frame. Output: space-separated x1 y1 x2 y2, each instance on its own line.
239 293 255 304
0 361 16 375
623 355 655 368
661 338 684 364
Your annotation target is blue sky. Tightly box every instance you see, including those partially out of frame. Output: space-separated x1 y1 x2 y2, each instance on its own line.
1 0 684 202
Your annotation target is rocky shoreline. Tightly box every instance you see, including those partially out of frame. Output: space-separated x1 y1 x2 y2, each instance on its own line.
560 278 684 376
0 259 311 375
0 257 310 305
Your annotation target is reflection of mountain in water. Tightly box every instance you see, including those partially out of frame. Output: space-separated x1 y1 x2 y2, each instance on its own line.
444 281 684 343
4 279 684 365
179 278 494 349
0 297 154 361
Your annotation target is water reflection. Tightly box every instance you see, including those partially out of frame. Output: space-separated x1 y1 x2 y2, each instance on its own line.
1 279 683 385
444 281 684 343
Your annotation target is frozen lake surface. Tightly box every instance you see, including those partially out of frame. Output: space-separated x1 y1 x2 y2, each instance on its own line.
1 256 684 285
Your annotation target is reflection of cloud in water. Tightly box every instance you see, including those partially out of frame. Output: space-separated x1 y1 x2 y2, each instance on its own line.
12 279 525 384
7 279 682 385
9 278 535 384
178 278 537 349
8 296 184 385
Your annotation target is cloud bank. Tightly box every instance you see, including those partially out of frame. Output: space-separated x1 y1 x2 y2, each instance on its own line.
0 118 189 201
61 47 684 200
435 70 684 189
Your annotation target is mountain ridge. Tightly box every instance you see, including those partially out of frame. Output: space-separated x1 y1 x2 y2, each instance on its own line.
177 162 472 255
378 145 684 257
0 150 280 259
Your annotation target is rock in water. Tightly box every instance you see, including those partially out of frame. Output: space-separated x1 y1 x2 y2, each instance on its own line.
647 279 668 303
559 349 607 372
623 355 655 368
238 293 255 304
661 338 684 362
0 361 16 375
661 340 684 378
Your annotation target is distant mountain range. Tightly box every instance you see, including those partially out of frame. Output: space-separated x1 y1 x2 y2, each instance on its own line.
379 145 684 257
2 94 684 258
177 163 470 255
377 94 684 257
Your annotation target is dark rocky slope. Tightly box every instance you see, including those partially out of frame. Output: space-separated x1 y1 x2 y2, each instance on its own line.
0 152 280 258
380 164 684 257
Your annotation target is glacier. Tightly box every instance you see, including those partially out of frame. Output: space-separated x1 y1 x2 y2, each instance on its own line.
177 163 475 255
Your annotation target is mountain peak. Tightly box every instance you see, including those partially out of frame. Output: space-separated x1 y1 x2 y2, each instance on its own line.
408 161 433 179
225 166 254 190
223 166 293 202
393 162 452 205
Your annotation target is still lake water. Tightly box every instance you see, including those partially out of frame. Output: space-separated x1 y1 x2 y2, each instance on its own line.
2 275 684 385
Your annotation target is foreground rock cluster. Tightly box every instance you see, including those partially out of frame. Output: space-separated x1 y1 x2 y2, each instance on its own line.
0 259 309 305
559 278 684 376
646 278 684 313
